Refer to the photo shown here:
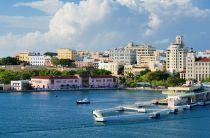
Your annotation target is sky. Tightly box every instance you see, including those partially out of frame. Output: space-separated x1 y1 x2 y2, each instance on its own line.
0 0 210 56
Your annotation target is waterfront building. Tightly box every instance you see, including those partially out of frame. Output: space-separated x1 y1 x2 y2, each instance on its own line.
180 50 210 81
10 80 30 91
168 91 210 108
31 76 82 90
29 53 52 66
109 42 137 65
98 62 123 75
89 75 117 88
166 35 189 73
124 65 147 76
136 44 159 66
57 48 77 60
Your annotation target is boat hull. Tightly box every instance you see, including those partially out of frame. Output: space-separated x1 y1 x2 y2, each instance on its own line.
76 101 90 104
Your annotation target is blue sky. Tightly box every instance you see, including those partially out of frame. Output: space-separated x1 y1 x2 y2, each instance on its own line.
0 0 79 16
0 0 210 56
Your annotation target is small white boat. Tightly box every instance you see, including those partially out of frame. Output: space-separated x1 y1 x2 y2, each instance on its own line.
77 98 90 104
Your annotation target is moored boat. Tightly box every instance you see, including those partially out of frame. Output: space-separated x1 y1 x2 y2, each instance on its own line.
77 98 90 104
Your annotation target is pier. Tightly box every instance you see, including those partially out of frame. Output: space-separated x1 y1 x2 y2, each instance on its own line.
93 91 210 122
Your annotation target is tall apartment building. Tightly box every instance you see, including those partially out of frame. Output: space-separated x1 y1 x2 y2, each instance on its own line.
57 48 77 60
136 44 159 66
180 50 210 81
166 35 189 73
109 42 137 65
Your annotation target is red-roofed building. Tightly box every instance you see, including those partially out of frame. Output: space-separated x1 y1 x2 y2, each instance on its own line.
31 75 118 90
184 52 210 81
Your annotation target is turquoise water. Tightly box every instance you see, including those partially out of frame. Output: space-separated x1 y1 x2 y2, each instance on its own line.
0 90 210 138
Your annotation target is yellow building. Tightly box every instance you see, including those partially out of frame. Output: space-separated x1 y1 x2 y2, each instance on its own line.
57 48 77 60
124 65 147 76
18 51 30 62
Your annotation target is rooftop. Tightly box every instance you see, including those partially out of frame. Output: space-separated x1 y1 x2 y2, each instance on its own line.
32 76 79 79
195 57 210 62
91 75 116 78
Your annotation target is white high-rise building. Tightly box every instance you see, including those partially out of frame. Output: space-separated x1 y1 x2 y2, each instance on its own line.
166 35 189 73
109 42 137 65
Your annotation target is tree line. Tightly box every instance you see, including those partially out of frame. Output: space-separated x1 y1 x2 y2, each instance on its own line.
119 69 186 87
0 68 111 84
0 57 27 65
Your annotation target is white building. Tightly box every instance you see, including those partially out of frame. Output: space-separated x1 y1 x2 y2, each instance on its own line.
180 50 210 81
29 53 52 66
166 35 189 73
11 80 30 91
148 61 165 72
98 62 122 75
109 42 137 65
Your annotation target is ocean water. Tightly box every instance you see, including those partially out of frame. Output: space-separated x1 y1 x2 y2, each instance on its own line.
0 90 210 138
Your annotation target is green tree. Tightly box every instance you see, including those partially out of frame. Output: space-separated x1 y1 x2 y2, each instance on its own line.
166 76 185 87
51 57 60 66
203 77 210 82
0 57 23 65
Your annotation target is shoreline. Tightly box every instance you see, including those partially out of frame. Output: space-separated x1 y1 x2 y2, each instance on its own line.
0 87 166 93
125 87 167 91
0 88 121 93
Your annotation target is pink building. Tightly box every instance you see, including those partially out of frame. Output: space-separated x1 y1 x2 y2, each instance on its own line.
44 56 53 67
89 75 117 88
31 76 82 90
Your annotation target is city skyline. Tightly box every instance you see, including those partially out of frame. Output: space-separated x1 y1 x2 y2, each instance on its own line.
0 0 210 56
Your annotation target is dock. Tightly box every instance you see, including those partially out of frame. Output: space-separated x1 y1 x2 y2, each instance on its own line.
93 91 210 122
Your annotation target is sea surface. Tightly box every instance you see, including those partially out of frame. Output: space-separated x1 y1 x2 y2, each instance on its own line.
0 90 210 138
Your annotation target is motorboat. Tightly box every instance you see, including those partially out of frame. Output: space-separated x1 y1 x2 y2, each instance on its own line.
77 98 90 104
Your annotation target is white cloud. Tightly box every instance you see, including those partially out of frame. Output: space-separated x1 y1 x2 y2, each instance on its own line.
14 0 64 15
0 0 210 56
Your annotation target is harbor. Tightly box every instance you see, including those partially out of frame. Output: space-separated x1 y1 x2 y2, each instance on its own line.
92 84 210 122
1 89 210 137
